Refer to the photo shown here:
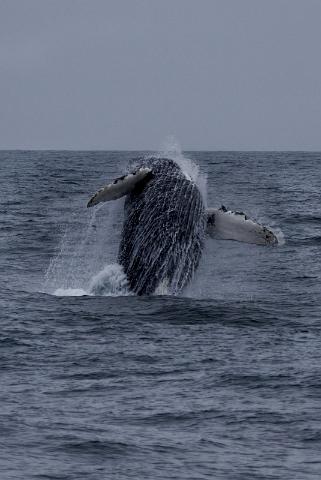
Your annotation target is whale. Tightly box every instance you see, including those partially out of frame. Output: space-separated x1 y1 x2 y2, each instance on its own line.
87 157 277 295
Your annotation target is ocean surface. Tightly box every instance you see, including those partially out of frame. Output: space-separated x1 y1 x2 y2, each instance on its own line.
1 150 321 480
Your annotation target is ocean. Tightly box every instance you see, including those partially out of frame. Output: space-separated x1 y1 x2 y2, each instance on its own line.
1 150 321 479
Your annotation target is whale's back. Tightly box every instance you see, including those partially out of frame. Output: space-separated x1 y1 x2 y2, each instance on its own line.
118 159 206 295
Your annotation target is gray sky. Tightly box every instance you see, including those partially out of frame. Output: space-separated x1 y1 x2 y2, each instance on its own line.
0 0 320 150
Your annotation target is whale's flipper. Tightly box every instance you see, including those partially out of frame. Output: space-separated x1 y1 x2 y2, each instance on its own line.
206 206 277 245
87 168 152 207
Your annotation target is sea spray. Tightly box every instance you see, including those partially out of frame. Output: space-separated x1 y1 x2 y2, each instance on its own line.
89 263 131 296
44 198 123 294
158 135 208 205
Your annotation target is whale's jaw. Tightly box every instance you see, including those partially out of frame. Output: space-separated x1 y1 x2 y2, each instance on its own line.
118 158 206 296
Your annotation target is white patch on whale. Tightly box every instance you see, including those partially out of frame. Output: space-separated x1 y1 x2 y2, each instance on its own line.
206 207 278 245
87 167 152 207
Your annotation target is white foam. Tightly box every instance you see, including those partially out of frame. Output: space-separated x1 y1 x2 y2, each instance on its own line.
274 228 286 246
50 264 131 297
53 288 88 297
89 263 131 296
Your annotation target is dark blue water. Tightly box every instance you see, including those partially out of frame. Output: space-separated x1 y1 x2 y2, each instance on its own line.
1 151 321 479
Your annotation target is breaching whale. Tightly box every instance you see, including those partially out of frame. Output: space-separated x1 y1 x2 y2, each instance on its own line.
87 157 277 295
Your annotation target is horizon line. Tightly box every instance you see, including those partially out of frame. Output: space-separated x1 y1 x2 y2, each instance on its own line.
0 148 320 153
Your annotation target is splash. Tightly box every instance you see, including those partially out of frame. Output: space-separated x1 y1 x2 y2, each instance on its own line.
44 197 124 295
45 205 101 291
44 141 282 298
52 263 131 297
158 135 208 204
274 228 286 246
89 264 131 296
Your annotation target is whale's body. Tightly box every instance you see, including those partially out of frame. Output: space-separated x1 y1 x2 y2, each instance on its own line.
118 158 206 295
87 156 277 296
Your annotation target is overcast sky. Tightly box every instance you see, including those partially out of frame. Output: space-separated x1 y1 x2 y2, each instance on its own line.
0 0 320 150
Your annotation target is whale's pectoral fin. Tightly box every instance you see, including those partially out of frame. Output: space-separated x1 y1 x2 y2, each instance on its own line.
87 167 152 207
206 206 278 245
